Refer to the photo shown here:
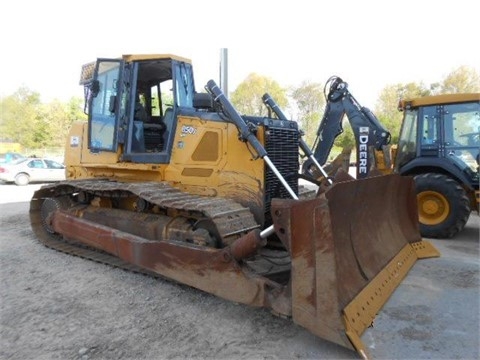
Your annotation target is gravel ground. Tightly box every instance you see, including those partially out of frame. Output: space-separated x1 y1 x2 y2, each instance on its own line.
0 183 479 360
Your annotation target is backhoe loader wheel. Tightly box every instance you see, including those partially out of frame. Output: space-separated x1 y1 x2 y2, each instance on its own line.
414 173 470 238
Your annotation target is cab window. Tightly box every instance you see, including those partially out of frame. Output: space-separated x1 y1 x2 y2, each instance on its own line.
395 109 418 169
174 62 194 108
444 103 480 147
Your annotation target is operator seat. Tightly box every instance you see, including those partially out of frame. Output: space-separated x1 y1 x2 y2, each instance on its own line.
193 93 214 111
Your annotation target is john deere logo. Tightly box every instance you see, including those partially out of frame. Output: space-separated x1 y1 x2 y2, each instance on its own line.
358 127 369 175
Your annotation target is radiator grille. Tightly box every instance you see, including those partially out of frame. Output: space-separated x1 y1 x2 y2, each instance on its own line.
264 126 299 225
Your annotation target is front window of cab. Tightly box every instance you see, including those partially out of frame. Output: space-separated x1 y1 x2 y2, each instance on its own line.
174 62 195 108
395 109 418 170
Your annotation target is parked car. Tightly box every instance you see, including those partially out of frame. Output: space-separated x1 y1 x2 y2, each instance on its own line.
0 158 66 185
0 152 26 164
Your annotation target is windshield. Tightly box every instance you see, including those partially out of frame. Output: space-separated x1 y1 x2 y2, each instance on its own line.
395 109 418 170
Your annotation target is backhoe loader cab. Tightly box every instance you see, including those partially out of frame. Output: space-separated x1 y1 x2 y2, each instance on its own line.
396 93 480 238
30 54 440 359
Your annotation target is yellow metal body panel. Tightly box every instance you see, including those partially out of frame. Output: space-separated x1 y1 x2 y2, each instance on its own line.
399 93 480 109
122 54 192 64
167 116 262 182
165 115 265 220
65 122 153 180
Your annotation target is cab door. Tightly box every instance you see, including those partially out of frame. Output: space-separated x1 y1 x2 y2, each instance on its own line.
418 105 441 158
88 59 124 152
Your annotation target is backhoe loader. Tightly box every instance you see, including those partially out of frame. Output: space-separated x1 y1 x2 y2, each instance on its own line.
300 76 479 238
29 54 439 359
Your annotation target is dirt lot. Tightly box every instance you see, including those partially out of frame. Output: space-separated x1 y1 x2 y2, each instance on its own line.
0 183 479 360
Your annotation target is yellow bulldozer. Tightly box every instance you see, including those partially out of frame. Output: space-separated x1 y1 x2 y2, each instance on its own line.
29 54 439 359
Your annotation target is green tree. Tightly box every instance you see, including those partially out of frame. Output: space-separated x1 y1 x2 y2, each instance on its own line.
0 87 42 148
333 121 355 152
0 87 86 150
230 73 288 116
439 65 480 93
41 98 85 148
290 81 325 147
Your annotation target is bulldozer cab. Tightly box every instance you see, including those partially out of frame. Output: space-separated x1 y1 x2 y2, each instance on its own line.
80 55 195 164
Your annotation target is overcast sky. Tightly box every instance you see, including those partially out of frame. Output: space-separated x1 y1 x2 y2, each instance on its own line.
1 0 478 107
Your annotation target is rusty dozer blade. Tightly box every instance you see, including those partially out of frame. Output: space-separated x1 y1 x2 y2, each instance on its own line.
271 172 439 359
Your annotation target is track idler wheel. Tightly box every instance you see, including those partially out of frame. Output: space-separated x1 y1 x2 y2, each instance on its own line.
40 196 74 234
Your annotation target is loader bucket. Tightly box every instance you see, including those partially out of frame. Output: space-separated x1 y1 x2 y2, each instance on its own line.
271 173 439 359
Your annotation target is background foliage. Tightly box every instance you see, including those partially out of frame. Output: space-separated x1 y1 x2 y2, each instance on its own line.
0 87 86 157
